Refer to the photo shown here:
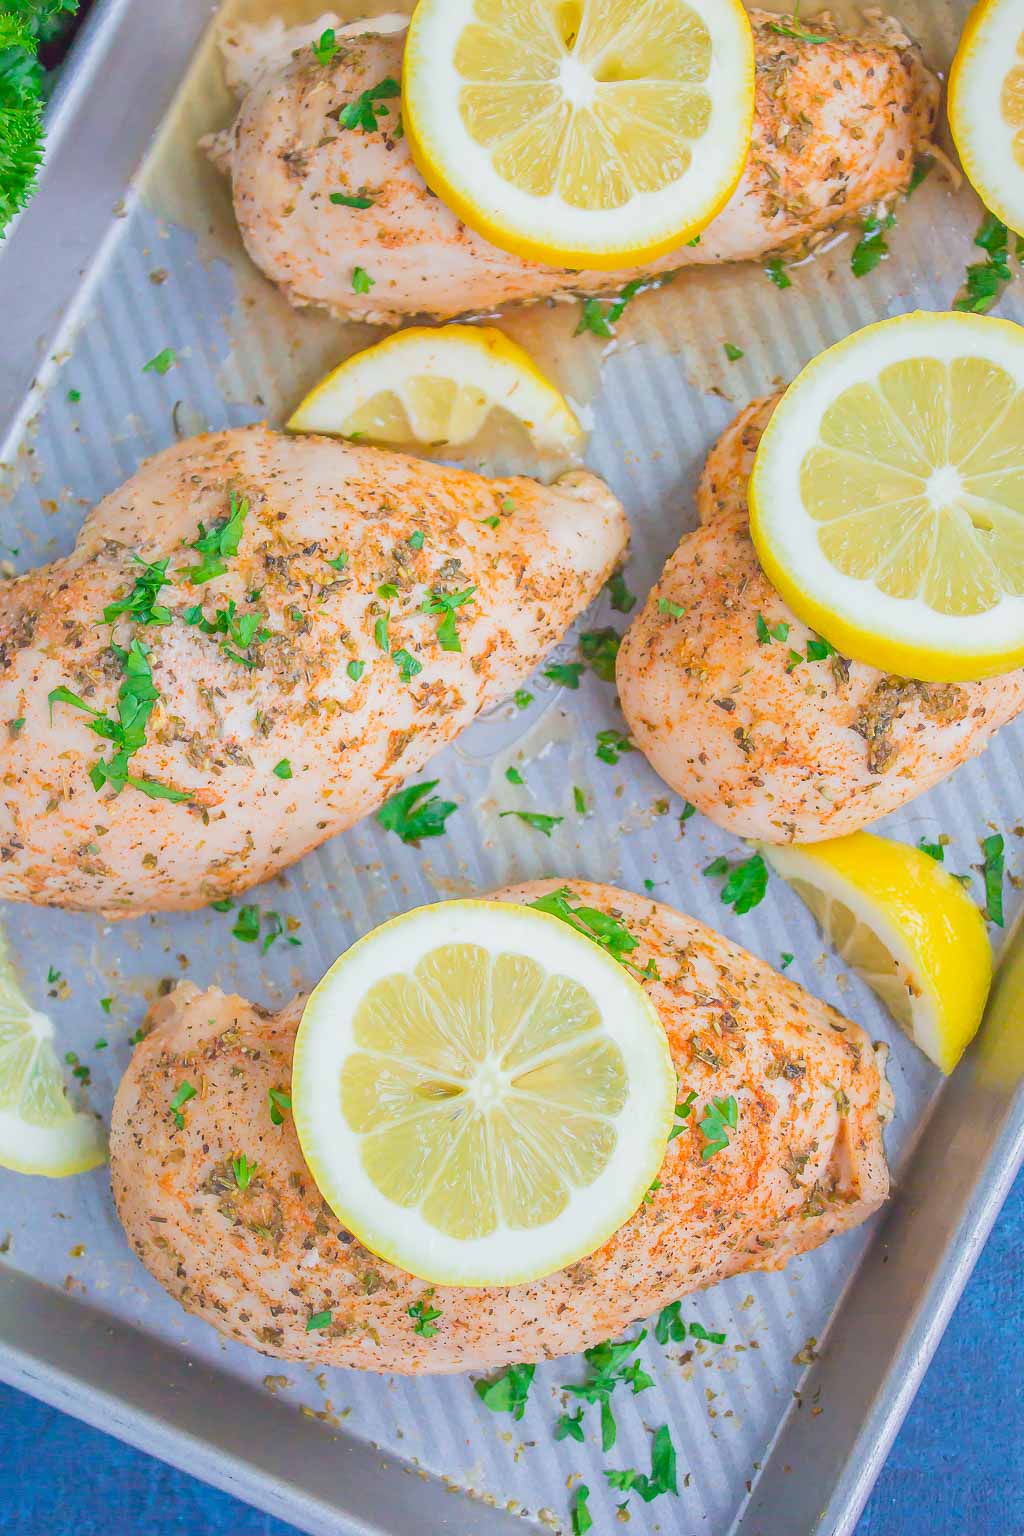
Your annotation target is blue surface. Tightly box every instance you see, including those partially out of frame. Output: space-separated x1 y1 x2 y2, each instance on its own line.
3 1165 1023 1536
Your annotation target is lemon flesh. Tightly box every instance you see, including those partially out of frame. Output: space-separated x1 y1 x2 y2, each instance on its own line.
292 900 675 1286
403 0 755 269
765 833 992 1075
0 928 106 1176
287 324 583 459
949 0 1024 237
750 311 1024 682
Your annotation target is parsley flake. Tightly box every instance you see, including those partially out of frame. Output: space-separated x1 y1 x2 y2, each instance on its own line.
306 1309 333 1332
268 1087 291 1126
607 570 637 613
170 1080 196 1129
543 662 584 689
513 688 534 709
572 1485 593 1536
378 780 456 843
851 210 896 278
765 258 791 289
408 1296 442 1338
703 851 768 914
142 348 176 376
474 1362 534 1420
352 265 375 294
575 277 646 338
499 809 563 837
657 597 684 618
102 555 173 627
579 627 620 681
421 585 476 652
505 765 524 785
595 727 633 765
180 493 251 585
954 212 1016 314
272 758 292 779
982 833 1005 926
698 1095 738 1160
668 1089 697 1140
232 1152 256 1191
723 342 744 361
334 76 399 132
311 27 340 66
330 191 372 208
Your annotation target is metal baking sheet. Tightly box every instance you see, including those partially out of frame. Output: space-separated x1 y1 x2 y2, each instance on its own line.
2 1 1024 1533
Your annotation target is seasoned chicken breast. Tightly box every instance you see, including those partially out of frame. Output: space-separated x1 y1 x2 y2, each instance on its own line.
109 879 891 1375
0 428 625 916
205 8 939 323
617 398 1024 843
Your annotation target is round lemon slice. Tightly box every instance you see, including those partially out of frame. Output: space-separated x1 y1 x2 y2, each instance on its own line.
764 833 992 1075
949 0 1024 238
0 927 106 1176
749 311 1024 683
292 899 675 1286
287 324 583 457
402 0 755 270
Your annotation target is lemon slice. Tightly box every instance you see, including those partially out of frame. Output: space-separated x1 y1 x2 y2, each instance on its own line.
292 899 674 1285
949 0 1024 238
402 0 755 270
749 311 1024 683
0 927 106 1176
287 324 583 458
764 833 992 1074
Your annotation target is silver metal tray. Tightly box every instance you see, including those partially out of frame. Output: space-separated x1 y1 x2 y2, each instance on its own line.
3 2 1024 1532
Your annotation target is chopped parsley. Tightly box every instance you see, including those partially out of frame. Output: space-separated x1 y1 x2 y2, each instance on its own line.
513 688 533 709
408 1296 442 1338
655 1301 725 1346
229 903 301 955
765 258 791 289
102 555 172 627
575 277 646 338
982 833 1005 926
544 662 584 689
352 265 375 294
378 780 456 843
919 838 944 862
474 1362 534 1420
67 388 81 403
562 1332 652 1452
574 786 587 814
8 717 25 737
374 614 389 651
505 765 524 785
330 191 373 208
334 76 399 132
169 1080 195 1129
232 1153 256 1191
268 1087 291 1126
595 727 633 765
180 493 251 585
605 1424 679 1504
851 210 896 278
607 570 637 613
723 342 744 361
100 996 113 1014
667 1089 697 1140
572 1485 593 1536
529 887 657 981
347 659 365 681
272 758 292 779
326 551 349 571
780 952 794 970
579 627 620 682
954 212 1016 314
756 612 790 645
499 810 563 837
183 596 270 668
766 7 830 43
48 639 189 803
311 27 340 66
392 647 422 683
786 632 836 671
680 801 696 824
408 530 425 550
142 347 176 375
698 1095 738 1160
554 1409 585 1442
703 851 768 914
907 155 934 198
306 1309 333 1332
657 597 684 618
421 585 476 652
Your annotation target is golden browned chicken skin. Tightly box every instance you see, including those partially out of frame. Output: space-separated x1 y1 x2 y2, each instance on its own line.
0 427 625 916
206 9 939 322
617 399 1024 842
110 881 890 1375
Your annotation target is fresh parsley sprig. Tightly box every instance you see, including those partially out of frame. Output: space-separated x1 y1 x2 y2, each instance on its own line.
377 780 457 843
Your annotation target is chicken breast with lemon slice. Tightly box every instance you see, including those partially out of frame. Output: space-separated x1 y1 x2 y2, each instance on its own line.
0 426 625 917
203 9 939 323
617 397 1024 842
109 880 891 1374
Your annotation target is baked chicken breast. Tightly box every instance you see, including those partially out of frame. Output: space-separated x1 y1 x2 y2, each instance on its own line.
617 398 1024 842
110 880 891 1374
204 8 939 323
0 427 625 916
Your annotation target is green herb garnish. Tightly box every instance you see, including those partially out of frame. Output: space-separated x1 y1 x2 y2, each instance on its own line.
575 277 646 338
723 342 744 361
347 659 365 681
335 76 399 132
505 765 524 785
579 627 620 682
780 952 794 970
330 191 373 208
595 727 633 765
102 555 172 627
698 1095 738 1160
982 832 1005 926
607 570 637 613
268 1087 291 1126
311 27 340 66
170 1080 196 1129
543 662 584 689
954 212 1015 314
378 780 457 843
499 810 563 837
657 597 684 618
352 265 375 294
474 1362 535 1420
703 851 768 914
655 1301 725 1345
408 1296 442 1338
756 612 790 645
765 258 791 289
180 493 251 585
272 759 292 779
513 688 533 709
667 1089 697 1140
421 585 476 652
142 348 176 376
851 210 896 278
562 1332 651 1453
528 887 657 981
232 1153 256 1191
554 1409 585 1442
572 1485 593 1536
306 1309 333 1332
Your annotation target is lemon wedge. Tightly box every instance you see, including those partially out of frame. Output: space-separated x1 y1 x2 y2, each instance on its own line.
765 833 992 1074
292 899 675 1286
402 0 755 270
287 324 584 461
749 311 1024 683
949 0 1024 238
0 926 106 1176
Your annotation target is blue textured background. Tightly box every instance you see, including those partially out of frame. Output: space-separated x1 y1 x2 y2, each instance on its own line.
3 1165 1021 1536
